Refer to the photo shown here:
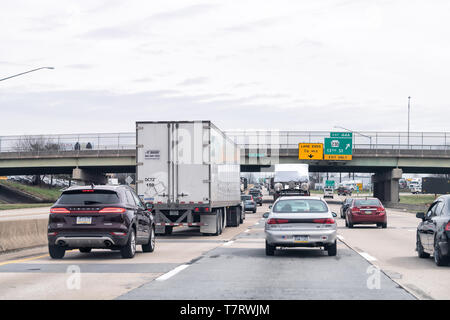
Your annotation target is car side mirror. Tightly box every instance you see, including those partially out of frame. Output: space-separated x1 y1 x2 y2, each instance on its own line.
269 205 272 209
263 212 270 219
416 212 425 220
332 212 337 218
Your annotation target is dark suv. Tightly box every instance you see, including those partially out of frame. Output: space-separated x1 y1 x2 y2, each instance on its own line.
47 185 155 259
249 189 263 206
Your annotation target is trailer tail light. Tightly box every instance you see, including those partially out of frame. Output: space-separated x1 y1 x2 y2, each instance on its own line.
313 218 335 224
50 208 70 214
194 207 200 212
99 207 126 214
205 207 210 212
267 218 289 224
445 222 450 231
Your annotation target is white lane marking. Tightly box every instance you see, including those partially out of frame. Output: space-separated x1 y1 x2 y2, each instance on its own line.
337 235 344 240
223 240 234 246
359 252 377 262
155 264 190 281
245 229 250 233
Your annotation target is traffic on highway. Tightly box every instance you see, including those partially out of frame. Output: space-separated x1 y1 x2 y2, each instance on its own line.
2 1 450 315
0 121 448 312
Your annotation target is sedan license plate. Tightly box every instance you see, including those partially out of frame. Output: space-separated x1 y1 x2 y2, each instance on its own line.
364 211 373 214
76 217 92 225
294 235 309 243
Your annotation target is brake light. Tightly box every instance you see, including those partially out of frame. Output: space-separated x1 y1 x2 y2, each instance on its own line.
205 207 210 212
99 207 126 213
313 218 335 224
194 207 200 212
50 208 70 214
267 218 289 224
82 190 94 192
111 232 127 236
351 207 360 213
376 207 386 215
445 222 450 231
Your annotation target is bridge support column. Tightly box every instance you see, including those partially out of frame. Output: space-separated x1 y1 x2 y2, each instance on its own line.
372 168 402 204
72 168 107 184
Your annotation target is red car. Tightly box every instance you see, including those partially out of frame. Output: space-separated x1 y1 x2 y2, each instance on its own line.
345 198 387 228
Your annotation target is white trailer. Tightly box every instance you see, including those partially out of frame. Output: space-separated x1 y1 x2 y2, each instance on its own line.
136 121 243 235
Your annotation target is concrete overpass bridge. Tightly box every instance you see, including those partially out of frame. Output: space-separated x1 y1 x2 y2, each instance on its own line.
0 131 449 203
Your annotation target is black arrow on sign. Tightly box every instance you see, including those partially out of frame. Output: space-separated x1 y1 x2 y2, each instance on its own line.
308 154 314 159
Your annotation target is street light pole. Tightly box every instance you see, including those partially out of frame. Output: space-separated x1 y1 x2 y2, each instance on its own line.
0 67 54 82
333 125 372 149
407 96 411 148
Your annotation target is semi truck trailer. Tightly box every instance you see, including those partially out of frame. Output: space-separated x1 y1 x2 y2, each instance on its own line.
136 121 243 236
271 164 310 201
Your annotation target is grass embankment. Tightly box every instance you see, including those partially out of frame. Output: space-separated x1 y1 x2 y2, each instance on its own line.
399 194 438 205
0 180 61 202
0 203 53 210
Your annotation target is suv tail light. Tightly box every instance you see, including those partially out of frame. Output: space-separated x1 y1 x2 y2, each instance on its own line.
313 218 335 224
267 218 289 224
99 207 126 214
50 208 70 214
445 222 450 231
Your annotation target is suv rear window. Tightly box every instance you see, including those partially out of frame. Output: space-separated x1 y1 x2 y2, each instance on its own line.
241 195 252 201
57 190 120 205
354 199 381 206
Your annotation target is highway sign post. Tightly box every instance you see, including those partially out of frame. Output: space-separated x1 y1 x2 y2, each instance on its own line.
298 143 323 160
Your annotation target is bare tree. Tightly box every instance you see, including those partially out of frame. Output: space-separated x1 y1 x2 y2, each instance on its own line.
13 136 62 152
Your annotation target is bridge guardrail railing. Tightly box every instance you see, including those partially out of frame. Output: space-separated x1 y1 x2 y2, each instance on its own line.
0 131 448 154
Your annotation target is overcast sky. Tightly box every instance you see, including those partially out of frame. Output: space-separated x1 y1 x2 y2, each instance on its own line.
1 0 449 135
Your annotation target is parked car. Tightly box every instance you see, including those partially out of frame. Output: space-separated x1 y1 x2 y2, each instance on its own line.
323 187 334 199
241 194 257 213
340 197 353 219
416 195 450 266
345 198 387 228
47 185 156 259
337 186 352 196
249 190 263 206
264 196 338 256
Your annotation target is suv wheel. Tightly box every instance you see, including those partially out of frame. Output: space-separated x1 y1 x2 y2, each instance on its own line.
327 241 337 256
434 239 449 266
417 234 430 258
142 227 155 253
49 245 65 259
265 241 275 256
120 229 136 259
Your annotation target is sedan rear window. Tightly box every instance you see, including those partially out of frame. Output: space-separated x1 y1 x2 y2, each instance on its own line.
273 199 328 213
57 190 120 205
354 199 381 206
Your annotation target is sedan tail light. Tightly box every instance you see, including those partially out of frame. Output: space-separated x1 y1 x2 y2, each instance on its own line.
351 207 360 213
267 218 289 224
50 208 70 214
99 207 126 214
312 218 335 224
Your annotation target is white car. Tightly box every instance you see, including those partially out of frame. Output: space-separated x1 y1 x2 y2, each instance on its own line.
323 187 334 199
265 196 338 256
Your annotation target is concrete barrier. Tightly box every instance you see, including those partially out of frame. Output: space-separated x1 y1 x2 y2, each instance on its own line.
0 217 48 252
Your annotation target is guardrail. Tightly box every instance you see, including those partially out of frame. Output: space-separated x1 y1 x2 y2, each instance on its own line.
0 131 448 153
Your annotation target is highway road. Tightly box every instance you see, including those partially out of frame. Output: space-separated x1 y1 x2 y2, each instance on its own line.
0 193 447 300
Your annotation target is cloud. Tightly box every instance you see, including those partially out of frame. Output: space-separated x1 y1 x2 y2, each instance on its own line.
177 77 209 86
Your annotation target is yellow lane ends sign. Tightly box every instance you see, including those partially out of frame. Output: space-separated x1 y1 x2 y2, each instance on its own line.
298 143 323 160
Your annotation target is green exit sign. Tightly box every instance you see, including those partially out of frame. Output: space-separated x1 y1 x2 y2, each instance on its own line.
330 132 353 138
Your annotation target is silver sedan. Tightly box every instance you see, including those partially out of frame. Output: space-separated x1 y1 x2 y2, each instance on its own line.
265 196 338 256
